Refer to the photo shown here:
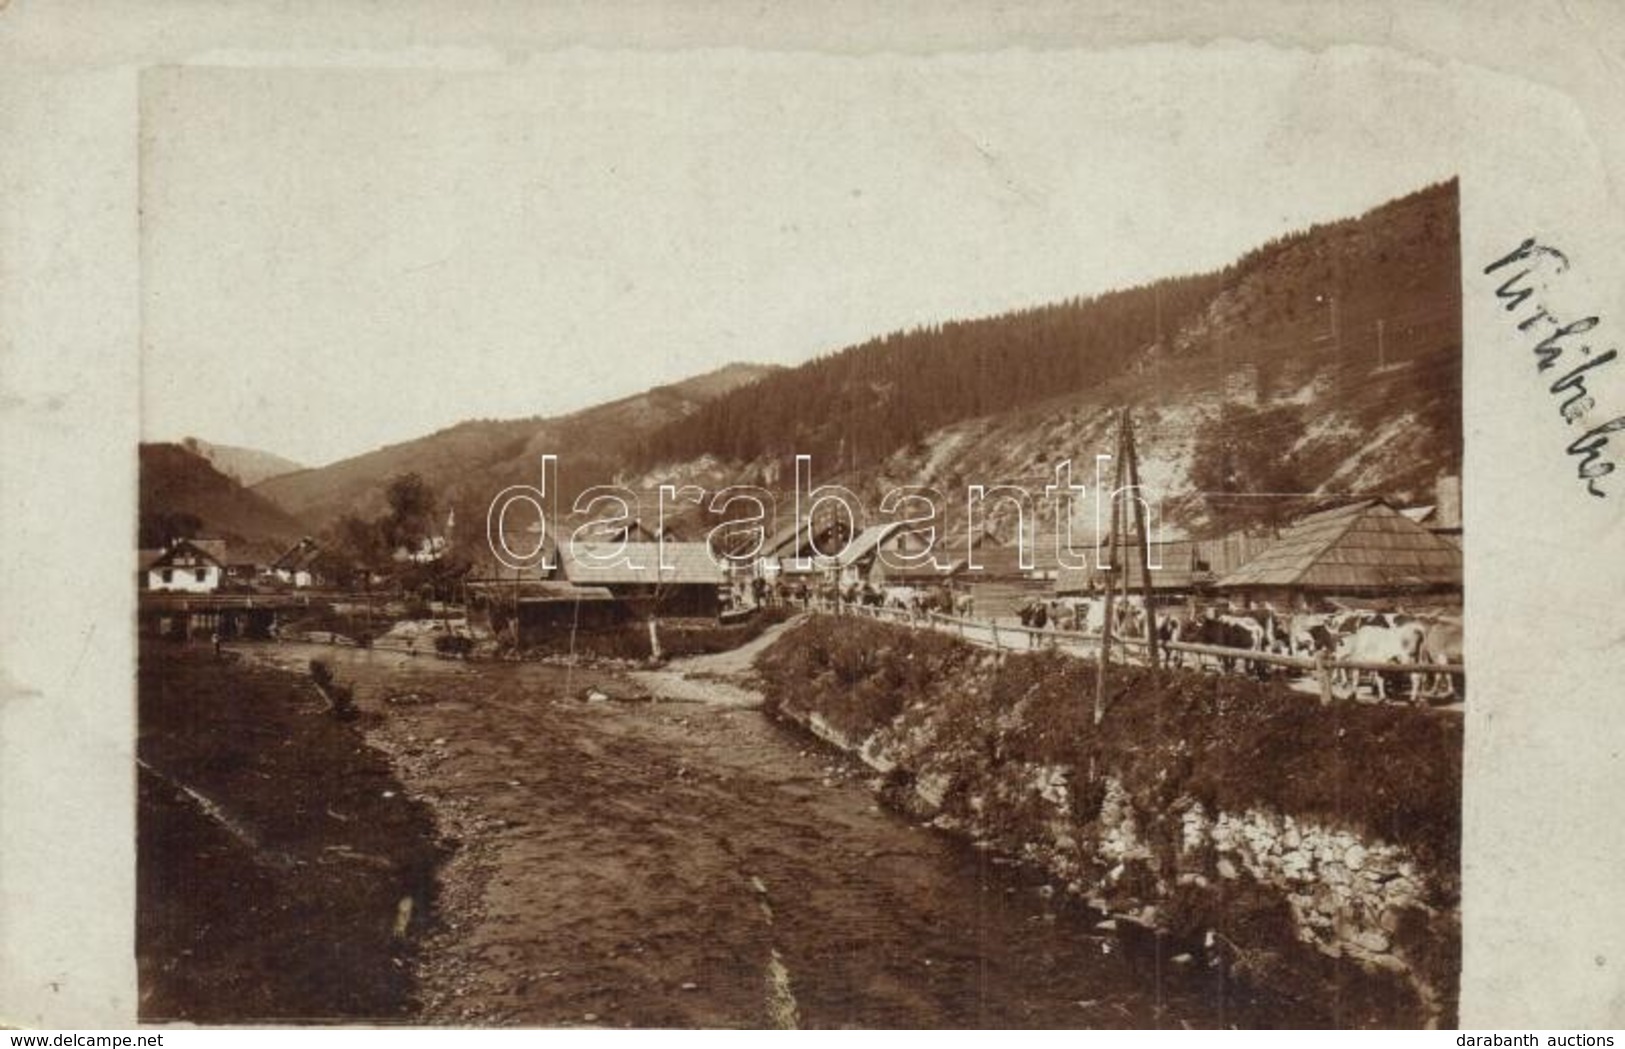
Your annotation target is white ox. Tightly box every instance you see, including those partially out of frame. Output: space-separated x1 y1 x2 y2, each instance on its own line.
1333 622 1427 703
882 586 925 612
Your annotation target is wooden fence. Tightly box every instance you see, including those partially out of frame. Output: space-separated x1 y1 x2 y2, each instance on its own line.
838 602 1464 705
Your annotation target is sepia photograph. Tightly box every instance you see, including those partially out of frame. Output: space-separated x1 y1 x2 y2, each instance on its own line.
5 1 1625 1037
131 51 1464 1029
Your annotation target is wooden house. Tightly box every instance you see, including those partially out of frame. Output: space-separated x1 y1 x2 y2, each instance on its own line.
271 537 326 589
467 525 562 583
950 529 1050 621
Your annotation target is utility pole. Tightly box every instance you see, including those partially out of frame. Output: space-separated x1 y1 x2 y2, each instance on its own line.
1123 410 1159 678
1094 412 1127 727
1094 408 1161 730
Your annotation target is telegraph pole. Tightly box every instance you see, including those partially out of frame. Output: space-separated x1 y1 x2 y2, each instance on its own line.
1122 410 1160 678
1094 412 1127 726
1094 408 1161 729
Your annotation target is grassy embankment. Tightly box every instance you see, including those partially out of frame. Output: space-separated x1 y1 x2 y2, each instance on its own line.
138 644 445 1022
754 616 1462 1025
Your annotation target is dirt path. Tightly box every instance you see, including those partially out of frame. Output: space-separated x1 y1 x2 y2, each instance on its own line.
239 642 1307 1028
624 614 807 707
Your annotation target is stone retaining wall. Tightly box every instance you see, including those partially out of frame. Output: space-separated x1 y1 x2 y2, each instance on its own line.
776 689 1458 1027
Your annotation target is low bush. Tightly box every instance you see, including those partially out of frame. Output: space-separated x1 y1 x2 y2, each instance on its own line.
755 617 1462 876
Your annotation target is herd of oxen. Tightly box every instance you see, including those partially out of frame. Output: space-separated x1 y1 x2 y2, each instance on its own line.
1012 596 1463 705
755 578 977 617
754 578 1463 705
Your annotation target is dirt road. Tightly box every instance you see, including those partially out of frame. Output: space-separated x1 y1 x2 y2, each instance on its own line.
241 638 1311 1028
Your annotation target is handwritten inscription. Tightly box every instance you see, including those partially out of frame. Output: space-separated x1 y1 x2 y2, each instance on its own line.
1485 239 1623 498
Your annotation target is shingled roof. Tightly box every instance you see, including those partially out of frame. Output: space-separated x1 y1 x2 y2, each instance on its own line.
1215 501 1462 591
465 579 614 604
560 542 727 587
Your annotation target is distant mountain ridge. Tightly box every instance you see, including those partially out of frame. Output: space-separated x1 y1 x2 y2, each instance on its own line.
234 181 1460 550
139 443 307 560
180 436 305 488
624 179 1462 540
250 362 781 536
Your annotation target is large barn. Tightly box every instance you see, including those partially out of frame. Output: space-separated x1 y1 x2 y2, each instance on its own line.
1214 500 1463 608
560 541 729 619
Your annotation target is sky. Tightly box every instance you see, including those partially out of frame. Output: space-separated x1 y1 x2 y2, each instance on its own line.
139 44 1467 466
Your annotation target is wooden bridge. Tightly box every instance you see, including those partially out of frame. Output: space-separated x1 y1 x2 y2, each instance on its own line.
138 591 317 639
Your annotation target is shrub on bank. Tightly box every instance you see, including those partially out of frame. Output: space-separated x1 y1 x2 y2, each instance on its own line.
756 617 1461 875
755 616 1463 1025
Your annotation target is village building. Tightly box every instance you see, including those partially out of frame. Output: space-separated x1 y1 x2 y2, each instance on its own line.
145 537 226 593
393 507 456 565
559 541 729 619
465 527 609 642
946 527 1047 620
1399 475 1464 549
468 525 561 581
758 514 854 583
1214 500 1463 609
271 537 326 589
223 560 262 587
466 579 619 645
138 548 164 590
1055 538 1206 603
867 525 969 588
826 521 919 588
1051 533 1275 604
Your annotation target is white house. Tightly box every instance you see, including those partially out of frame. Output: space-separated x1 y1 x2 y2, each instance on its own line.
146 538 225 593
271 537 325 588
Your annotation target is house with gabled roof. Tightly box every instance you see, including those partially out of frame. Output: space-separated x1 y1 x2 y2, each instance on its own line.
271 537 327 589
145 537 226 593
465 578 620 644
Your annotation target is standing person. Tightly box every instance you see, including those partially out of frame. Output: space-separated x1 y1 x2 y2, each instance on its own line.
211 630 221 659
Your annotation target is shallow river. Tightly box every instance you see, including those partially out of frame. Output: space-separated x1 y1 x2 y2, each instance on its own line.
243 641 1316 1028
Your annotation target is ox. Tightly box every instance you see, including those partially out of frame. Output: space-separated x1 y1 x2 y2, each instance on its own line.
1333 622 1427 703
882 586 923 612
1418 618 1464 701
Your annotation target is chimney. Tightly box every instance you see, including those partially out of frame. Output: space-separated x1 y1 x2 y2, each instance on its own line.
1435 474 1462 530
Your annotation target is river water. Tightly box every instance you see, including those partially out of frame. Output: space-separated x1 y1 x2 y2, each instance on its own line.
241 641 1326 1028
